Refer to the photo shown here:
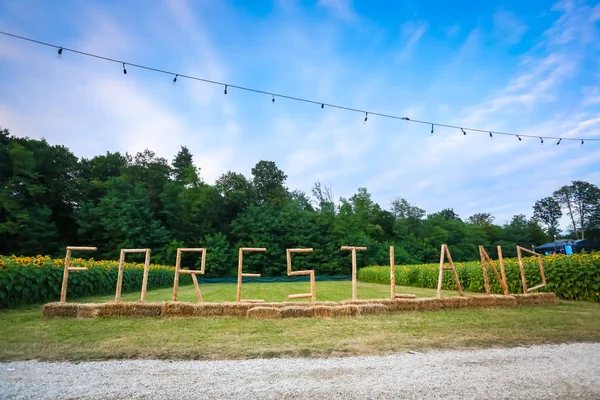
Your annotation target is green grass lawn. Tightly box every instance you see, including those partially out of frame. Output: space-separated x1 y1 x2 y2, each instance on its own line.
75 280 452 303
0 281 598 362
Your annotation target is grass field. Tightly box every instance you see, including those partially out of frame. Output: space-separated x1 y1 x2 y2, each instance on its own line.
1 281 599 362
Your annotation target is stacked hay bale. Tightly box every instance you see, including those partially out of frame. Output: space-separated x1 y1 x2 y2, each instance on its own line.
466 295 517 308
280 306 312 318
247 307 281 319
357 304 389 316
513 293 557 306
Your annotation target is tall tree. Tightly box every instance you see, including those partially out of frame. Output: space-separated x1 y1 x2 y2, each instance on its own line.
554 185 579 239
251 160 288 205
533 196 562 239
570 181 600 240
466 213 495 226
171 146 200 187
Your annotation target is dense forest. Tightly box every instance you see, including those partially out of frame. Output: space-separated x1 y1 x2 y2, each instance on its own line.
1 128 599 276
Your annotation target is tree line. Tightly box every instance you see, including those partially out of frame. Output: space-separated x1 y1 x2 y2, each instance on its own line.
1 128 599 276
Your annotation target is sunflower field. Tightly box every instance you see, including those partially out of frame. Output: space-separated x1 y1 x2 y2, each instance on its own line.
0 255 190 308
358 252 600 302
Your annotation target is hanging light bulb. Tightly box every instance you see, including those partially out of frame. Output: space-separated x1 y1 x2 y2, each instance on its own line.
321 103 324 109
557 139 561 145
123 63 127 75
173 74 178 83
461 128 467 135
581 139 584 146
517 135 522 141
489 132 493 140
540 137 544 145
430 124 434 136
364 113 368 122
272 94 275 103
57 47 63 56
224 85 228 94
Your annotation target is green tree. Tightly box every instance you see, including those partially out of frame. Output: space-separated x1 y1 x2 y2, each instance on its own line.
533 196 562 239
251 160 288 205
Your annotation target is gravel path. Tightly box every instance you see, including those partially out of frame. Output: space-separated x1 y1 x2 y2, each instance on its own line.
1 343 599 399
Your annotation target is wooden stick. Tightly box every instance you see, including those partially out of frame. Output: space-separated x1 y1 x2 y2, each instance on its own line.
351 248 357 300
115 249 126 303
519 246 541 256
445 245 464 296
390 246 396 299
236 248 243 303
59 249 72 303
172 248 182 301
241 273 261 277
437 245 445 299
178 270 204 275
394 294 417 299
310 271 316 302
288 293 312 299
498 246 507 294
67 267 88 271
236 247 265 302
539 254 547 286
60 246 96 303
140 249 151 302
516 246 528 294
240 299 265 303
479 246 491 295
286 248 316 301
528 283 545 292
191 273 203 303
122 248 149 253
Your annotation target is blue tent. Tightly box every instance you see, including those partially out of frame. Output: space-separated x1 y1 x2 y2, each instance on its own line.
534 239 600 254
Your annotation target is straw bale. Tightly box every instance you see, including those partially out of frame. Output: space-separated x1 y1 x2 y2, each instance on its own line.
513 293 557 306
466 295 516 308
247 307 281 319
385 299 418 311
221 303 254 317
357 304 389 316
341 299 385 305
93 302 161 318
332 305 359 317
76 303 99 318
439 297 469 310
195 303 224 317
309 306 334 318
42 302 78 318
280 306 312 318
414 298 442 311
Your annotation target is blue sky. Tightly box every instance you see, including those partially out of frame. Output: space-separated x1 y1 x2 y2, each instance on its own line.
0 0 599 227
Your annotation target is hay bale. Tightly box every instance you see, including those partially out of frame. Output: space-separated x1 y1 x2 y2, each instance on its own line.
439 297 469 310
340 299 385 305
415 298 442 311
385 299 418 311
466 295 516 308
76 303 99 318
195 303 224 317
247 307 281 319
309 306 334 318
280 306 312 318
357 304 389 316
96 302 163 318
221 303 254 317
513 293 557 306
162 301 198 317
332 305 359 317
42 302 78 318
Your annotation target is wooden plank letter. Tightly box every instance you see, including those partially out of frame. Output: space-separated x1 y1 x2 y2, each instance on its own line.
60 246 97 303
172 248 207 302
236 247 266 303
286 248 316 302
341 246 367 300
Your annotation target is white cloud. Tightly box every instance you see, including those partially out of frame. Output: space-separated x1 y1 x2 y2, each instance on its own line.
493 10 528 44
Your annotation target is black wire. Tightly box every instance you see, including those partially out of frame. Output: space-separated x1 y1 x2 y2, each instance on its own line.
1 30 598 142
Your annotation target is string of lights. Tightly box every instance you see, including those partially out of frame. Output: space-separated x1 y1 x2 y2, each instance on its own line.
1 30 598 144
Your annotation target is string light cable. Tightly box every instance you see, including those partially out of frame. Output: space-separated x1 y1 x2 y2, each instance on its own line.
1 30 598 144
